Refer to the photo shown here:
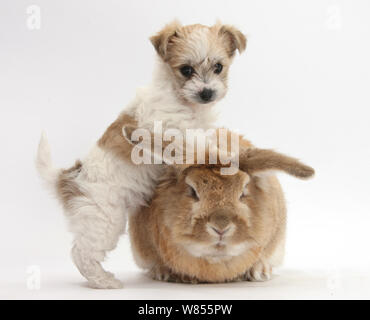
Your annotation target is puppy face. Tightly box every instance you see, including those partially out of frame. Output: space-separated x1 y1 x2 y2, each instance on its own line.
151 22 246 107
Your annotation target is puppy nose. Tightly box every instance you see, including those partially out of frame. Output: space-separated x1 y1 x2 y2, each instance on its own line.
199 88 214 102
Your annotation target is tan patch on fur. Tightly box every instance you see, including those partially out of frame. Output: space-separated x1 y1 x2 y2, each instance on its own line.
98 113 137 162
57 160 83 211
217 24 247 57
56 113 138 212
151 21 246 63
150 20 182 60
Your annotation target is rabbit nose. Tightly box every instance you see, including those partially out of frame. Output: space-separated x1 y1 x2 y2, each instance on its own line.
210 210 231 228
211 226 231 236
209 210 232 236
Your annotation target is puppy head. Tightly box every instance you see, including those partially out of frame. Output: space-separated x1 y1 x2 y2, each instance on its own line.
150 21 246 107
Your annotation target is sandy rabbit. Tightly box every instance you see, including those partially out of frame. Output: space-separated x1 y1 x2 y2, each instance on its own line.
129 146 314 283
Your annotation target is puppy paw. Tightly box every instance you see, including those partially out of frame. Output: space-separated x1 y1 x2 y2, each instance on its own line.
88 276 124 289
244 261 272 282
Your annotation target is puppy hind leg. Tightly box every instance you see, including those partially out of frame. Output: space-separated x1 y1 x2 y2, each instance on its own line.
69 205 126 289
71 244 123 289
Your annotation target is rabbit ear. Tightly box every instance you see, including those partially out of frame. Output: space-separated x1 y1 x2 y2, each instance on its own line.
239 148 315 179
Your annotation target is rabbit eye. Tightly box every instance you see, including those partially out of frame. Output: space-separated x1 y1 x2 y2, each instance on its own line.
185 177 200 201
188 186 199 201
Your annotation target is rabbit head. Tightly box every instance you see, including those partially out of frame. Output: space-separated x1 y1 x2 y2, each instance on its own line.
158 148 313 261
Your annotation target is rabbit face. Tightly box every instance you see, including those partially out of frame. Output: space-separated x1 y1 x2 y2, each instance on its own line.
164 166 257 263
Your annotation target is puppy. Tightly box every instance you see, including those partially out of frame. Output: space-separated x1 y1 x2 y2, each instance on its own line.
36 21 246 289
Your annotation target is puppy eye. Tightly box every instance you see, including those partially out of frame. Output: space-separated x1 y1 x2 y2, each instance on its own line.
214 63 223 74
180 65 194 78
188 186 199 201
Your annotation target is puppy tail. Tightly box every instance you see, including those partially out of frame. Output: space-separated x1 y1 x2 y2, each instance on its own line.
36 132 60 189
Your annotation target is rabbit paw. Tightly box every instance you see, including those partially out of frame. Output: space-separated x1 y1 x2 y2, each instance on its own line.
150 265 173 282
169 273 199 284
150 266 199 284
243 261 272 282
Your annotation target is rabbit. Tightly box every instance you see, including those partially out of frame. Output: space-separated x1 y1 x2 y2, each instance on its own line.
128 146 314 283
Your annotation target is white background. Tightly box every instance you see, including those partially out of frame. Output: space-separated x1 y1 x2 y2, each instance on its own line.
1 0 370 299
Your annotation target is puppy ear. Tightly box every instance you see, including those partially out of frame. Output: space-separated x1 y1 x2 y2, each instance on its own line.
150 20 182 60
239 148 315 179
217 24 247 57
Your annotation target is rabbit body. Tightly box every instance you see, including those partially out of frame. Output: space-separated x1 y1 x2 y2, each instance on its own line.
129 166 288 283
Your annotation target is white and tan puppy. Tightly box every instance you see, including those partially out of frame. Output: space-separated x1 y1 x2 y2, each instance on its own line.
36 21 246 289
